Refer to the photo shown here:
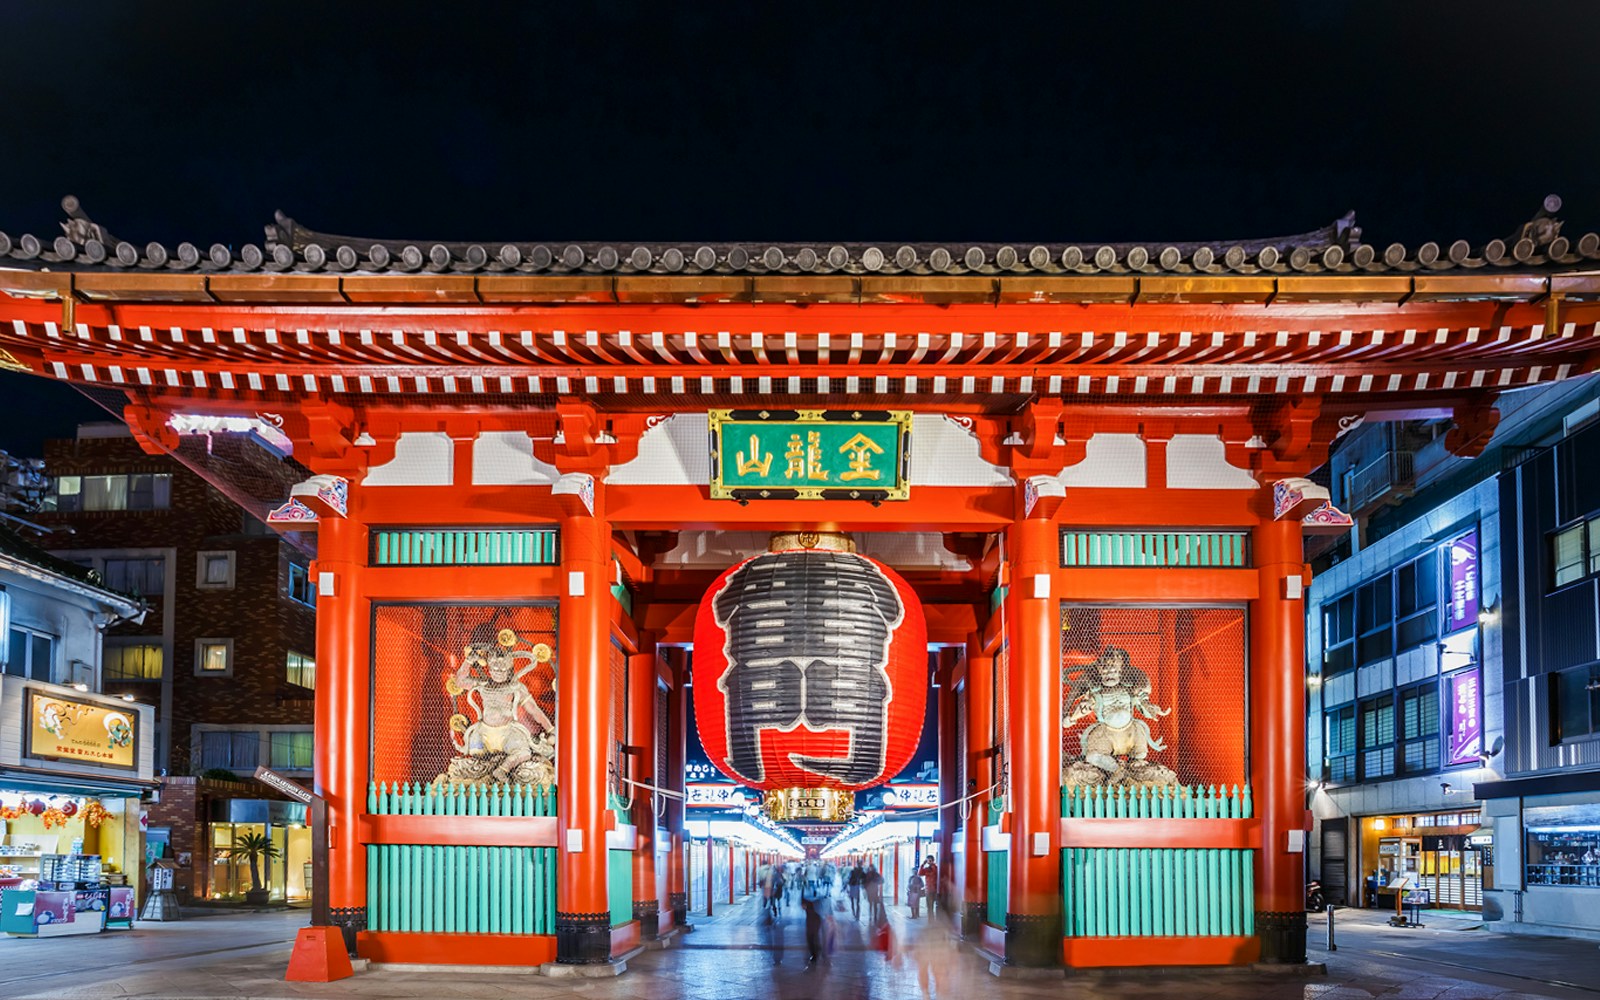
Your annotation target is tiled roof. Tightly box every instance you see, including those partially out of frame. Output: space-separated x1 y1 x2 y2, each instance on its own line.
1 194 1596 279
0 525 142 609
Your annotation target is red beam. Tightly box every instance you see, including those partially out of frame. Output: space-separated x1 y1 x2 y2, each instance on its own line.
357 931 555 966
1057 817 1260 850
1062 935 1259 968
359 815 558 848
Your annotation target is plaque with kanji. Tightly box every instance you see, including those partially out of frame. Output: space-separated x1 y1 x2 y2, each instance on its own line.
708 409 911 501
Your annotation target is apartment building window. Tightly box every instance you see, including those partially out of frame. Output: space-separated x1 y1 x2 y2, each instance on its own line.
102 557 165 596
1360 694 1396 779
1551 663 1600 742
5 626 55 681
1552 515 1600 589
269 730 314 770
195 551 236 590
52 473 172 512
1356 575 1395 666
286 651 315 689
1395 553 1440 650
1322 594 1356 676
197 730 259 771
1325 704 1357 782
103 642 163 681
287 563 316 607
195 638 233 677
1399 681 1441 773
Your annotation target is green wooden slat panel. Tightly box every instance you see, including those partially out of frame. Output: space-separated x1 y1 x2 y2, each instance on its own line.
986 850 1008 927
371 528 559 566
1057 530 1250 568
609 848 634 927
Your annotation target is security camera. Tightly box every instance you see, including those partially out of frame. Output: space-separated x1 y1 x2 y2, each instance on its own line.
1440 781 1453 794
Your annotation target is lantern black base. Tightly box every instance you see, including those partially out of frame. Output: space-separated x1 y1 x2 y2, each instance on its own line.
1256 910 1308 964
633 900 660 940
329 906 366 956
670 891 688 928
962 902 985 939
555 911 612 964
1004 911 1060 967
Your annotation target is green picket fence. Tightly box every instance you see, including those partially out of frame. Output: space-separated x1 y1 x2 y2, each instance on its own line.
1061 783 1253 819
1060 784 1254 938
1059 531 1249 568
371 527 559 566
366 782 557 935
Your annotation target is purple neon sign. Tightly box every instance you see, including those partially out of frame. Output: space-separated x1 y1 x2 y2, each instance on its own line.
1446 669 1482 767
1445 529 1480 633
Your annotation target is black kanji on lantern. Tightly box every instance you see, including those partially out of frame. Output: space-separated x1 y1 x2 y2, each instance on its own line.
711 550 905 785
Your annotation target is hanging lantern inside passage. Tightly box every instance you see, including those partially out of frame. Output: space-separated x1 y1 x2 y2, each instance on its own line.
692 540 927 791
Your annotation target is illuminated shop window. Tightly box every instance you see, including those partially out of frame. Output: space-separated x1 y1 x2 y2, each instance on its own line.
196 638 233 676
269 730 314 770
50 473 172 512
1551 515 1600 589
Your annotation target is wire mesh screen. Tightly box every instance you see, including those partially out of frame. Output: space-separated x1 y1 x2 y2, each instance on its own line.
1060 606 1246 790
609 638 627 802
996 639 1011 806
371 602 558 787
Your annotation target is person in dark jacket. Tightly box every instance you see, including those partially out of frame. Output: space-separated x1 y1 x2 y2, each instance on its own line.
846 862 865 919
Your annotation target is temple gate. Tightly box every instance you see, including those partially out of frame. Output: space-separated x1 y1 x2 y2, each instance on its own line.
2 196 1598 971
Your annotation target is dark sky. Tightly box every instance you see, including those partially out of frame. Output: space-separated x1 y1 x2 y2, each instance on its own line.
3 2 1599 454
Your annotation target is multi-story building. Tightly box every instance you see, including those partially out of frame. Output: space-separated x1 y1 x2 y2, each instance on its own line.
1478 400 1600 939
1306 376 1600 923
36 422 317 904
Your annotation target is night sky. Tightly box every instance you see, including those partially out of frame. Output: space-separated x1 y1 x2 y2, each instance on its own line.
3 1 1599 454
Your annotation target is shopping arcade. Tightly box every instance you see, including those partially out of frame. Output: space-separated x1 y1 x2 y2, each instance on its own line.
2 199 1599 972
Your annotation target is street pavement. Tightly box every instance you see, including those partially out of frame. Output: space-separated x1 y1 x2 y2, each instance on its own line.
0 896 1596 999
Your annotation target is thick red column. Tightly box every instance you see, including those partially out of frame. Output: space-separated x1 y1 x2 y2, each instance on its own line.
1251 516 1309 963
665 650 689 928
312 501 367 952
1003 514 1062 966
627 644 659 939
962 638 994 939
936 648 960 919
556 508 613 964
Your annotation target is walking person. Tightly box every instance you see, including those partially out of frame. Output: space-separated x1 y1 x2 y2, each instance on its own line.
865 863 886 924
907 867 925 918
801 888 826 965
846 862 865 919
918 855 939 919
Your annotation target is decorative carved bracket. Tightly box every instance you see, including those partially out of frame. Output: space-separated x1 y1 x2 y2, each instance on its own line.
1302 500 1354 535
124 403 180 457
1024 475 1066 520
289 474 348 518
1272 477 1329 521
552 472 596 517
266 498 319 528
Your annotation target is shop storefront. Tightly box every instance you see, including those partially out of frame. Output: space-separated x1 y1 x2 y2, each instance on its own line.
203 799 311 903
1478 773 1600 939
0 676 157 936
1357 809 1484 910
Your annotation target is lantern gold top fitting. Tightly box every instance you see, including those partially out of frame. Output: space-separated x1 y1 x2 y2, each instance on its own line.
768 530 855 553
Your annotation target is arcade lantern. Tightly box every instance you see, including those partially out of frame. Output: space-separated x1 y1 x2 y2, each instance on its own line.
692 532 927 821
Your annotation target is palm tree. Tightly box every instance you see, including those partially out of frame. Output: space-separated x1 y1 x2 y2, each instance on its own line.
227 832 282 902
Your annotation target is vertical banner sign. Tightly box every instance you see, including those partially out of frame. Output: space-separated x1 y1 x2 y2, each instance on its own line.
1445 529 1480 633
1446 670 1482 766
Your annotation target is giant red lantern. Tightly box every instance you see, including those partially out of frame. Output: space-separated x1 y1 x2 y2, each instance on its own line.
692 538 927 792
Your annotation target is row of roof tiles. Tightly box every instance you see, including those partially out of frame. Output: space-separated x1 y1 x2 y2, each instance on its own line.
0 195 1595 279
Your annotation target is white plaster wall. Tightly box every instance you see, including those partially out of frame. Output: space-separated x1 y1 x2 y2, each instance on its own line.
1058 434 1145 488
363 432 453 486
1166 434 1256 489
472 431 560 485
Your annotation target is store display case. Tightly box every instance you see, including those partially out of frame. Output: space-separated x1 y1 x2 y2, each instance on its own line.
1525 805 1600 889
0 854 131 937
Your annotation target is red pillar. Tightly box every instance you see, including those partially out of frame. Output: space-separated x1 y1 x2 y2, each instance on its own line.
937 648 960 918
627 645 659 939
556 508 612 964
963 638 994 939
1251 516 1309 963
1003 513 1061 966
313 504 367 952
665 651 689 928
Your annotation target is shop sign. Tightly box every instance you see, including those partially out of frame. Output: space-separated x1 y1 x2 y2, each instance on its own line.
253 765 315 805
685 783 751 808
1444 529 1480 633
881 784 939 808
1446 669 1483 766
708 409 911 501
25 690 136 770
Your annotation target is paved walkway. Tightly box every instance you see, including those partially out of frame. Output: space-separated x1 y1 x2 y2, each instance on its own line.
1 897 1597 999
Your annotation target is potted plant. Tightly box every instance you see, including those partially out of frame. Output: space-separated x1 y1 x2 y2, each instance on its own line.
227 832 281 905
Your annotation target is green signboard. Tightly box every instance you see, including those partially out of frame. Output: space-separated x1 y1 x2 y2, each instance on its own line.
709 409 912 501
